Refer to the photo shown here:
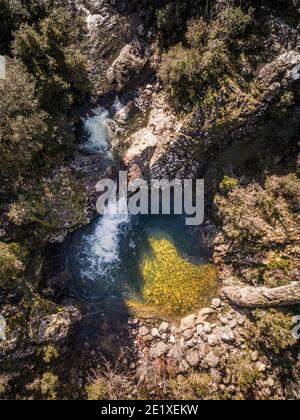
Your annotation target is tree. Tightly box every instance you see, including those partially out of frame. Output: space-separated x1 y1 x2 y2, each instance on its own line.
0 58 48 182
0 0 50 54
13 8 90 114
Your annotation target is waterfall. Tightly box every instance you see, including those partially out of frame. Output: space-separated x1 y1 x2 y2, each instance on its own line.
81 196 130 281
80 107 110 154
78 101 131 283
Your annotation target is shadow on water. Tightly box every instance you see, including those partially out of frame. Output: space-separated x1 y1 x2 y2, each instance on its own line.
41 96 217 393
56 204 216 380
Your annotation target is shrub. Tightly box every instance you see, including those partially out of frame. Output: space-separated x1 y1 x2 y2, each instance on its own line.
13 8 90 114
190 373 211 399
211 6 253 40
86 376 108 401
154 0 204 45
0 0 50 53
215 174 300 245
168 373 211 400
0 242 26 288
186 18 207 48
254 309 297 354
86 365 129 400
28 372 60 400
226 354 261 398
0 58 48 182
237 364 261 395
219 176 239 196
263 252 293 288
159 6 253 107
41 345 59 364
0 374 11 397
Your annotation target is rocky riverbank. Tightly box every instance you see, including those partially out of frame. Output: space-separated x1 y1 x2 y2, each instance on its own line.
0 0 300 400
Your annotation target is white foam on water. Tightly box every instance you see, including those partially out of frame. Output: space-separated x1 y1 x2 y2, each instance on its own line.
79 196 130 282
81 107 110 154
76 97 132 285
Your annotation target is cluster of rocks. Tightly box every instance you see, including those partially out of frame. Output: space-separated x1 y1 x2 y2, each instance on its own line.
127 298 286 399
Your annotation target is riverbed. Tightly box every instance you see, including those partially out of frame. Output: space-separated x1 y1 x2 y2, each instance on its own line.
67 99 218 314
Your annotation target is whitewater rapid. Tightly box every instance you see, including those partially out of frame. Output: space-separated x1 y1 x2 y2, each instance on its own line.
78 100 132 283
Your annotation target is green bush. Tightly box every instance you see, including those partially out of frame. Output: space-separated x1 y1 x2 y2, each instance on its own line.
254 309 297 354
191 373 211 399
13 8 90 114
0 58 48 181
159 7 253 107
86 377 108 401
215 174 300 245
0 242 26 288
0 0 50 53
0 374 11 397
28 372 60 400
220 176 239 196
263 252 293 288
41 345 59 364
210 6 253 40
237 364 261 395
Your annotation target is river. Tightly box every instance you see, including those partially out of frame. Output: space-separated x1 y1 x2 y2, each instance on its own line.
67 99 218 314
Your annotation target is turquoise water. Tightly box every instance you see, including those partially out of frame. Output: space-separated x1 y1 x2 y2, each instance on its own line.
68 100 208 301
68 210 205 301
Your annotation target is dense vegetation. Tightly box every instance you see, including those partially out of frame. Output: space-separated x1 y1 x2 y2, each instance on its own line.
0 0 299 401
13 8 90 114
159 6 253 107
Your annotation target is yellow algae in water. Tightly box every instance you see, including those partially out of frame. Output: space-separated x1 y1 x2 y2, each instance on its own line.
140 232 218 314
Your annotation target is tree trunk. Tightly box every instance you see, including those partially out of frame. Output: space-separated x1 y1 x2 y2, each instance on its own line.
221 283 300 308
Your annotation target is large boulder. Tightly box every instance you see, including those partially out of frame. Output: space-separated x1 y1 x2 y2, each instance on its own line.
107 40 152 92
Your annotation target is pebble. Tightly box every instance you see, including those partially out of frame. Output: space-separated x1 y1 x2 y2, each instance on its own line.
179 360 190 373
170 325 179 334
185 339 195 349
211 368 222 384
256 361 267 372
251 351 259 362
183 329 194 341
196 325 204 335
159 322 170 334
139 326 149 337
203 323 212 334
186 350 200 367
199 343 210 358
169 335 176 344
195 308 216 325
220 328 235 343
151 328 159 338
229 320 238 329
180 314 196 331
150 342 169 358
128 318 139 327
211 298 222 309
205 351 220 368
208 334 219 347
